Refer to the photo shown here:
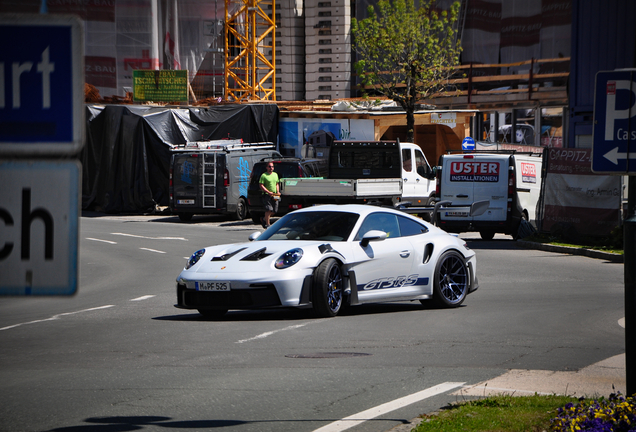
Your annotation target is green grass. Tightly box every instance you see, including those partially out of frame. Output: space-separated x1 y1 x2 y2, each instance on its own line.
523 228 624 255
412 394 580 432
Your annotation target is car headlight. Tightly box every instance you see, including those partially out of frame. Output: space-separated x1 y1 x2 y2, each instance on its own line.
186 249 205 269
275 248 303 269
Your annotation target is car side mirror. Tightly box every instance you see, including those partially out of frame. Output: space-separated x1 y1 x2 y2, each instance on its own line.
360 230 387 247
249 232 261 241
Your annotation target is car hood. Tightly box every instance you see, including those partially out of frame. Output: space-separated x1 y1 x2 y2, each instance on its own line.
182 240 343 274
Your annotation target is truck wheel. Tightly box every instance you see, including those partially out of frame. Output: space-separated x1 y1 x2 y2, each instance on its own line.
235 197 248 221
479 231 495 240
432 251 468 308
251 212 264 225
312 259 343 317
178 213 193 222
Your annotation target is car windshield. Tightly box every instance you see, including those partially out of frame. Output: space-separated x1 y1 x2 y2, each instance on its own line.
257 211 360 242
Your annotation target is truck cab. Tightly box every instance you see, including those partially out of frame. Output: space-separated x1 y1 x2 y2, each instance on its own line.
398 142 436 206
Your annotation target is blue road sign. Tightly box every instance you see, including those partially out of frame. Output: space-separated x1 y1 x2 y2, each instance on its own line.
592 70 636 174
0 15 84 156
462 137 475 152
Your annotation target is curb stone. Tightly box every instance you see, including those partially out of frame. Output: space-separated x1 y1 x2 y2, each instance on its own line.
517 240 623 263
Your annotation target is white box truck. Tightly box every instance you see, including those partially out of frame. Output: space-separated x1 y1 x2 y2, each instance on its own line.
435 151 543 239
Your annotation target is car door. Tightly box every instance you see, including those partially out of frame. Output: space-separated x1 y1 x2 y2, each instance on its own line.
350 212 427 303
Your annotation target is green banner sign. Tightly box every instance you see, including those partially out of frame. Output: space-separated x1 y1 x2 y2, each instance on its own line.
133 70 188 102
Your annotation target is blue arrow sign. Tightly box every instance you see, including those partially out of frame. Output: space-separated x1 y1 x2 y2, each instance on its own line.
462 137 475 152
0 15 84 156
592 70 636 174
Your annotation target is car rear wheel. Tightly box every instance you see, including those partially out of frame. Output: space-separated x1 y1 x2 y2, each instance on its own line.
235 197 248 221
431 250 468 308
312 259 343 317
198 309 228 319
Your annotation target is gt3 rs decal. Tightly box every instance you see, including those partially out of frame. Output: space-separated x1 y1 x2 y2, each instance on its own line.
360 274 429 290
450 161 500 182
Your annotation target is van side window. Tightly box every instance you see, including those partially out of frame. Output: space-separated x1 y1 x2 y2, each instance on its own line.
402 149 412 172
414 150 430 177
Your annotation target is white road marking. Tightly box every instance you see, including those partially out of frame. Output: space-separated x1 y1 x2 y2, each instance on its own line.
236 323 310 344
130 295 155 301
139 247 166 254
86 238 117 244
112 232 188 241
0 305 115 331
312 382 465 432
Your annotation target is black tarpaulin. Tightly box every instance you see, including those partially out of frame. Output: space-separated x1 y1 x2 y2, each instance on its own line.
81 104 279 213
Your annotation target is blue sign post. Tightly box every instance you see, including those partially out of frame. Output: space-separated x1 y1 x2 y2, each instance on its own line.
592 70 636 174
0 15 84 156
594 70 636 395
0 15 83 297
461 137 475 152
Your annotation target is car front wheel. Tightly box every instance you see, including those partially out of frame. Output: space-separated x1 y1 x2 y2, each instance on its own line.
432 250 468 308
312 259 343 317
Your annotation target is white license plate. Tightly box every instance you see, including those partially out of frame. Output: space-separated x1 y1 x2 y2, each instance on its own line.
178 199 195 205
445 211 468 217
196 281 231 291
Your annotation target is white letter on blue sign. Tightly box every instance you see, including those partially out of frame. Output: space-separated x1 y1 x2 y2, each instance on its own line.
37 47 54 109
12 61 33 109
605 80 636 141
2 47 54 110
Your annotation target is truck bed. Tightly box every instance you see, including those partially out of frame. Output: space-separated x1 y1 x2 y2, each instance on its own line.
281 178 402 198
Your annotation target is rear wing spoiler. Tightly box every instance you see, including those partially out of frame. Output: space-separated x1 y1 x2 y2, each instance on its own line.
396 200 490 226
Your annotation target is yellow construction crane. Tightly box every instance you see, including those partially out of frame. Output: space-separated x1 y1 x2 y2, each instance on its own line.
224 0 276 101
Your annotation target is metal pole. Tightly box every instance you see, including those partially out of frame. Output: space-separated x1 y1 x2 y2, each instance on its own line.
625 59 636 395
626 177 636 396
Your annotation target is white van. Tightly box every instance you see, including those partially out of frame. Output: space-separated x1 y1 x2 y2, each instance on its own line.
435 151 543 239
170 141 281 221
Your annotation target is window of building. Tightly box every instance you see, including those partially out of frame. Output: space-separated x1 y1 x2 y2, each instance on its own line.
319 58 332 63
319 76 332 82
319 30 332 35
319 86 332 91
319 67 332 73
318 95 332 100
319 11 331 17
319 49 332 54
319 39 332 45
318 2 331 6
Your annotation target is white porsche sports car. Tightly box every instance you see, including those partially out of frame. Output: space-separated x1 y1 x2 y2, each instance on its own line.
175 204 478 318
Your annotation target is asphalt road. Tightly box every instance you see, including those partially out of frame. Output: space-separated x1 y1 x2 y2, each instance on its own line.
0 213 625 432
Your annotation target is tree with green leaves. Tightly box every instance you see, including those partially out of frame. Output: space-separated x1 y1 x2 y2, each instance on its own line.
351 0 462 142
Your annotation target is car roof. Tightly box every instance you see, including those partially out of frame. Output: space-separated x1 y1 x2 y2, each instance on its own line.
293 204 408 218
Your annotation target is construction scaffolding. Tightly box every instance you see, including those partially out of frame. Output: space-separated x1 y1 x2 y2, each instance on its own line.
224 0 276 102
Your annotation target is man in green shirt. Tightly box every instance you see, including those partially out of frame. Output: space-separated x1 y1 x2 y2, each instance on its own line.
259 162 280 228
